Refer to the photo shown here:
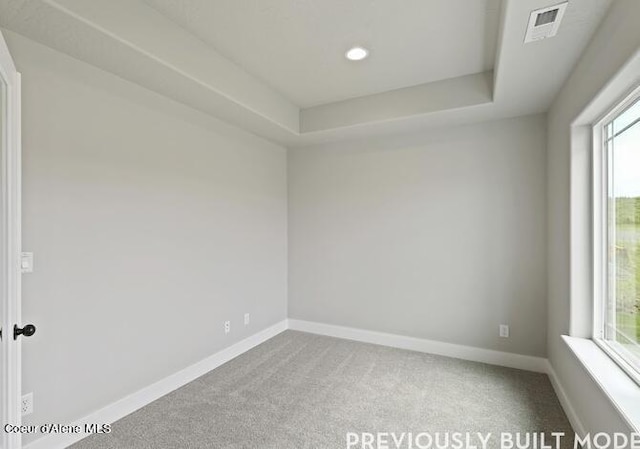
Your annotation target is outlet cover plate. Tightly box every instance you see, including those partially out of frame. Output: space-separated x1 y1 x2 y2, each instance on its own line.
22 393 33 416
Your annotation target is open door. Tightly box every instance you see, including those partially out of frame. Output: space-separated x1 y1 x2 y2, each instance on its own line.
0 30 22 449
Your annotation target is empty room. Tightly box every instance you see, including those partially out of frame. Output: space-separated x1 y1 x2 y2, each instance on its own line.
1 0 639 448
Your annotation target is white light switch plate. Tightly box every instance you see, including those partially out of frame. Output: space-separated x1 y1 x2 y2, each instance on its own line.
21 252 34 273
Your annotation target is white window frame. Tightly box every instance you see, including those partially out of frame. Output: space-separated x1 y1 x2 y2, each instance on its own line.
592 83 640 387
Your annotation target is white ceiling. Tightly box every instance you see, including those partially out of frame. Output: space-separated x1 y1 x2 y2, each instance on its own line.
0 0 613 146
144 0 501 108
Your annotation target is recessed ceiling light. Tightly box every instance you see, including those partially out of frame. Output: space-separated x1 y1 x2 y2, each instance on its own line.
345 46 369 61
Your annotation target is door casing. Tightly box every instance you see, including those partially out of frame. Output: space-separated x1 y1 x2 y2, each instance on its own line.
0 29 22 449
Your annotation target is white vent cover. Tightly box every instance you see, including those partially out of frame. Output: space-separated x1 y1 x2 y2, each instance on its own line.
524 2 568 43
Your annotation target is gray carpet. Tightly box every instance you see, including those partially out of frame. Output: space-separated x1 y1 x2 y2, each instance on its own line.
70 331 573 449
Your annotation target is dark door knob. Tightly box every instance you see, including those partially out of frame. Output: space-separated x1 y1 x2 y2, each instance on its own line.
14 324 36 340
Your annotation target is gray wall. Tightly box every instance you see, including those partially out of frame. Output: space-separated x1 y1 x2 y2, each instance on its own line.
5 31 288 445
289 115 547 356
547 0 640 434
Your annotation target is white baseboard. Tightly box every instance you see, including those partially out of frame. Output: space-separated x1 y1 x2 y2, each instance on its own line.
24 318 585 449
288 319 549 373
24 320 288 449
545 360 586 437
288 319 589 435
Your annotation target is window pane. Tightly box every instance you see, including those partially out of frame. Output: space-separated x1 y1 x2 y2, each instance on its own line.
613 99 640 136
606 100 640 371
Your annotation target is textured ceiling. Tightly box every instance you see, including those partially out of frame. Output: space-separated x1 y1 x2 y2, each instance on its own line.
144 0 501 107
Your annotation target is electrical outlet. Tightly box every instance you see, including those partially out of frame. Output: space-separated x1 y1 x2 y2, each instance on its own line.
21 393 33 416
224 321 231 334
244 313 250 325
499 324 510 338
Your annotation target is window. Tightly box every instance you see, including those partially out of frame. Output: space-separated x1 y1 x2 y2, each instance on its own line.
594 87 640 385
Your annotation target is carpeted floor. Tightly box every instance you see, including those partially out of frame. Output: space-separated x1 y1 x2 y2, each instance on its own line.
70 330 573 449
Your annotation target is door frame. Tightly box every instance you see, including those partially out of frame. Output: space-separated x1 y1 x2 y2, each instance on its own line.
0 29 22 449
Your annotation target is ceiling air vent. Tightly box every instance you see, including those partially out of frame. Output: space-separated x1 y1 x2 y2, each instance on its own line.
524 2 568 43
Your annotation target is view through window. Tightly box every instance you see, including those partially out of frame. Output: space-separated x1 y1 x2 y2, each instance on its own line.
603 94 640 379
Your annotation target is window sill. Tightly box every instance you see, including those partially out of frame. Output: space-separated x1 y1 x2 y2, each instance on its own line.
562 335 640 432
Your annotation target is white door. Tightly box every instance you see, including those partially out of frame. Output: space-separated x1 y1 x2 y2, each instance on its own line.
0 29 22 449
